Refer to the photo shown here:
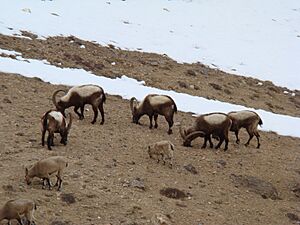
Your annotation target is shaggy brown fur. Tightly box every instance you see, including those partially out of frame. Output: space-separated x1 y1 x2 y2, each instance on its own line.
25 156 68 191
130 94 177 134
228 110 263 148
52 84 106 124
180 112 232 151
0 199 36 225
147 140 174 168
41 110 72 150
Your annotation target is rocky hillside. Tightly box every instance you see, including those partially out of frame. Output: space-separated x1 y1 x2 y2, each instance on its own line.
0 72 299 225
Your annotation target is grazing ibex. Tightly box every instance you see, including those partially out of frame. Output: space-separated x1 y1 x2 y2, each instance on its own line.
228 110 263 148
25 156 68 191
130 94 177 134
52 84 106 124
180 113 232 151
41 110 72 150
147 140 174 168
0 199 36 225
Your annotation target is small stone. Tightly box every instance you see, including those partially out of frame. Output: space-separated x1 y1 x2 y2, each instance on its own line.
130 178 145 191
151 213 172 225
178 81 188 88
60 193 76 204
3 97 12 104
286 213 300 223
183 164 198 174
216 159 227 168
149 61 159 66
186 69 197 76
230 174 279 200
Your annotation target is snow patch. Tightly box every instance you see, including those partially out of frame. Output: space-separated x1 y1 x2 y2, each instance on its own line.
0 55 299 138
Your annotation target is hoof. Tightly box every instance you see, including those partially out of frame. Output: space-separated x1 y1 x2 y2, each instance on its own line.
100 121 104 125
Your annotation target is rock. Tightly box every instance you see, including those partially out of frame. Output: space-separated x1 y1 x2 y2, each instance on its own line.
3 97 12 104
45 193 54 197
183 164 198 174
209 83 222 91
186 69 197 76
230 174 279 200
216 159 226 168
32 77 43 82
292 183 300 198
286 213 300 223
151 213 172 225
160 187 189 200
60 193 76 204
149 61 159 66
2 184 15 192
189 84 200 90
130 178 145 191
50 221 71 225
178 81 188 88
0 84 8 90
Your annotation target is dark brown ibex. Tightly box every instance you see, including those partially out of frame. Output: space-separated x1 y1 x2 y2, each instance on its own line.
130 94 177 134
52 84 106 124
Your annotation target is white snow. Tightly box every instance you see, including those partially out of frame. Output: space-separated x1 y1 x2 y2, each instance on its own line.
0 49 21 56
0 53 299 138
0 0 299 90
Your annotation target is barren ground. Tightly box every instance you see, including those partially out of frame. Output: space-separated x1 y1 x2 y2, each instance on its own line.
0 72 299 225
0 33 300 225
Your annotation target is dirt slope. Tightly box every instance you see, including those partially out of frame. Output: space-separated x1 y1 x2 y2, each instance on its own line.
0 34 299 118
0 73 299 225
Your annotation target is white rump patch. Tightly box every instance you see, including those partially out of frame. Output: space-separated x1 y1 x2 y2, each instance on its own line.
62 85 100 100
149 95 171 106
49 111 64 125
229 110 256 120
204 114 227 125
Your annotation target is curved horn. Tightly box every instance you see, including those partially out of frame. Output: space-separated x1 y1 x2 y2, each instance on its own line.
52 90 66 108
130 97 137 113
183 131 206 147
67 113 73 131
185 131 206 141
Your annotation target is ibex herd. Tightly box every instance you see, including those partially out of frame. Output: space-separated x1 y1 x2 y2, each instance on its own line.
40 84 262 152
1 84 263 225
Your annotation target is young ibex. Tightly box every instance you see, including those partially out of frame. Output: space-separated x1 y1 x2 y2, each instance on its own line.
147 140 174 168
0 199 36 225
41 110 72 150
52 84 106 124
25 156 68 191
228 110 263 148
130 94 177 134
180 113 232 151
